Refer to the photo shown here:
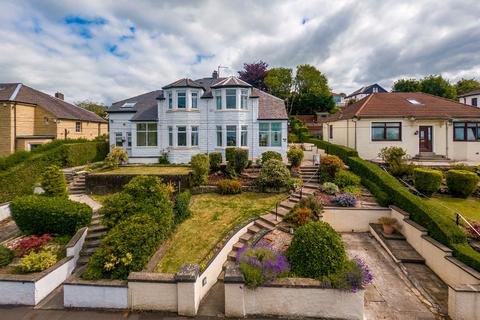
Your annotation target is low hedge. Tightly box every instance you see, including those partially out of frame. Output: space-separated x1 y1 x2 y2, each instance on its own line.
217 179 242 194
10 195 92 235
413 168 442 196
175 190 192 224
361 178 390 207
446 170 479 198
307 138 358 162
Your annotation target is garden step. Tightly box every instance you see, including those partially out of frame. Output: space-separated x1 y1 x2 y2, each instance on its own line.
88 225 108 233
260 213 281 225
77 256 90 266
227 251 237 262
80 247 97 256
222 260 236 271
255 218 276 229
247 225 261 234
85 239 101 248
289 196 300 203
233 242 244 251
303 182 320 189
279 200 296 209
86 231 106 240
300 166 318 169
269 207 289 217
239 232 253 243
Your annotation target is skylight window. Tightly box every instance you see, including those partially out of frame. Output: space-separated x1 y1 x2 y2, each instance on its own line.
121 102 136 108
407 98 422 105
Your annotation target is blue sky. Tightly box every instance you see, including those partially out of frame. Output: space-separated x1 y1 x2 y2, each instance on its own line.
0 0 479 104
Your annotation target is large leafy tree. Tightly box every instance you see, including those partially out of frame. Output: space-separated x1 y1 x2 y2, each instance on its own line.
238 61 268 90
76 100 108 118
264 67 293 100
419 75 456 99
288 116 310 142
455 78 480 96
392 79 420 92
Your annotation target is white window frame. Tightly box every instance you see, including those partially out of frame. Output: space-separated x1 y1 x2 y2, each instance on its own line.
259 122 282 147
115 132 123 147
168 92 173 109
75 121 82 133
191 92 198 109
226 89 237 109
241 125 248 147
226 125 237 147
191 126 199 146
136 123 158 147
126 132 132 148
216 125 223 147
215 90 222 110
177 126 187 146
177 91 186 109
168 126 173 146
241 89 248 109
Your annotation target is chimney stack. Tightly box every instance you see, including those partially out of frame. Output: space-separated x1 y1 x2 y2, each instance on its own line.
55 92 64 100
212 70 219 79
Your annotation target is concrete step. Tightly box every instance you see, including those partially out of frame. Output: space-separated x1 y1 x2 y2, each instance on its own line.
88 225 108 233
300 166 318 170
279 200 296 210
239 232 253 243
303 182 320 190
80 247 97 256
233 241 244 251
255 218 276 229
85 239 101 248
86 231 106 240
77 256 90 265
247 225 261 234
227 251 237 262
260 213 281 225
269 207 289 217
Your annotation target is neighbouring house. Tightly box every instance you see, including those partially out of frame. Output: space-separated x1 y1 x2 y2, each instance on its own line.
345 83 387 102
296 113 330 139
322 92 480 161
107 71 288 164
331 92 346 107
458 88 480 107
0 83 108 156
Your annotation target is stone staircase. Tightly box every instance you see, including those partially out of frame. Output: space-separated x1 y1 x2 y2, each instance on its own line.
77 211 107 267
220 165 320 274
68 172 87 195
412 152 449 161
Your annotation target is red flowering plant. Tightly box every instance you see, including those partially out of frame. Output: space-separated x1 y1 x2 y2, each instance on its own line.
13 234 53 257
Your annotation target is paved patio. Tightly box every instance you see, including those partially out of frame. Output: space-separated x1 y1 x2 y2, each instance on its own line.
342 233 440 319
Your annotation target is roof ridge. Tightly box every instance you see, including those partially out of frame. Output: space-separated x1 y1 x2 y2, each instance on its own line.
354 94 374 117
418 91 480 110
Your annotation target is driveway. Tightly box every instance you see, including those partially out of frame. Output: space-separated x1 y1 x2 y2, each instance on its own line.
342 233 440 320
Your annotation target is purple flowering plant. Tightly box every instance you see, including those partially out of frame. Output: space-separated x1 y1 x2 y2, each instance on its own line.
332 193 357 207
236 243 290 289
335 256 373 292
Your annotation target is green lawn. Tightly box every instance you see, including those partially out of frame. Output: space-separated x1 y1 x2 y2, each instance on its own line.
426 194 480 221
98 166 191 175
155 192 286 273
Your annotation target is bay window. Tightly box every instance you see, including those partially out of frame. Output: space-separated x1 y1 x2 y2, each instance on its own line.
227 125 237 146
226 89 237 109
454 122 480 141
241 89 248 109
215 90 222 110
216 125 223 146
191 92 198 109
191 126 199 146
136 123 158 147
177 91 186 109
241 125 248 146
371 122 401 141
168 126 173 146
168 92 173 109
177 126 187 146
259 122 282 147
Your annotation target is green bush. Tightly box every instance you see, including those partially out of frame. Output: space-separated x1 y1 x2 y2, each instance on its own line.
322 182 339 195
261 151 282 164
100 193 136 228
378 146 413 177
105 147 128 169
217 179 242 194
287 147 304 167
319 155 344 182
83 213 163 280
0 151 30 171
361 178 390 207
451 243 480 271
343 185 362 196
175 190 192 224
446 170 479 198
287 222 348 279
294 195 323 217
257 159 291 191
61 142 109 167
0 245 14 267
413 168 442 196
288 133 299 143
307 138 358 162
11 195 92 235
190 154 210 186
225 147 236 163
334 170 361 188
40 165 67 197
233 148 249 174
209 152 222 172
16 250 57 273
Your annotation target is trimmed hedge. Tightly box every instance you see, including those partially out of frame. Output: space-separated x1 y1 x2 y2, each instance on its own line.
217 179 242 194
261 151 282 164
446 170 479 198
191 154 210 186
307 138 358 162
413 168 442 196
10 195 92 235
361 178 390 207
174 190 192 224
209 152 222 172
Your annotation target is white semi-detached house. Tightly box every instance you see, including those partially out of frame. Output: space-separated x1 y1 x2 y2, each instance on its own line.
107 71 288 163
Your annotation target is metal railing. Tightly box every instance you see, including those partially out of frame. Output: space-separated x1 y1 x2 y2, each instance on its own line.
380 165 480 238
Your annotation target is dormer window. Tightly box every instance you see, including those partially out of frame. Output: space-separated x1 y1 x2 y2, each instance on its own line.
121 102 136 108
215 90 222 110
177 91 186 109
372 87 378 93
241 89 248 109
226 89 237 109
191 92 198 109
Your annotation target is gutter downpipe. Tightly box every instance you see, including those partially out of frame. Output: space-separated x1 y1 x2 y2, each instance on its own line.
445 120 449 159
13 103 17 153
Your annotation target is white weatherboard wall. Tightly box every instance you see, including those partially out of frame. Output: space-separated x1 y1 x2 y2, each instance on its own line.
0 202 10 221
323 207 390 232
64 282 128 309
0 227 87 305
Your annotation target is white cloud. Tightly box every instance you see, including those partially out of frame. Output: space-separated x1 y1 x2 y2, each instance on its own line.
0 0 479 104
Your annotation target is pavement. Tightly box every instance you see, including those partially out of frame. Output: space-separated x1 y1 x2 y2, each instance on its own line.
342 233 441 320
69 194 102 212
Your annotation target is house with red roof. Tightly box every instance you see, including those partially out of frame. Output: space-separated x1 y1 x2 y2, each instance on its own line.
322 92 480 161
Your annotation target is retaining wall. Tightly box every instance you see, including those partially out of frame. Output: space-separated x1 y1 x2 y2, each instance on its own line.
0 202 10 222
322 207 390 232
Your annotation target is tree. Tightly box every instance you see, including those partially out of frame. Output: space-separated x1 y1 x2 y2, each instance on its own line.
392 79 420 92
455 78 480 96
419 75 456 99
238 61 268 90
289 116 310 142
264 67 293 100
76 100 108 119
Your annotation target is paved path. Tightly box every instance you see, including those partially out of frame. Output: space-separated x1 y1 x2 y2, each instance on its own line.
342 233 440 320
0 218 19 243
69 194 102 212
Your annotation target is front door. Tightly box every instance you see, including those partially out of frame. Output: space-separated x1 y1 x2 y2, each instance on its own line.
419 126 433 152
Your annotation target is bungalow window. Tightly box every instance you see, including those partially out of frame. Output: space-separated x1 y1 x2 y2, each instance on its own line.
136 123 158 147
115 132 123 147
226 89 237 109
126 132 132 148
329 125 333 139
75 122 82 133
472 98 478 107
216 125 223 146
191 92 198 109
177 126 187 146
227 125 237 146
215 90 222 110
191 126 199 146
241 125 248 146
241 89 248 109
168 126 173 146
177 91 186 109
371 122 401 141
259 122 282 147
454 122 480 141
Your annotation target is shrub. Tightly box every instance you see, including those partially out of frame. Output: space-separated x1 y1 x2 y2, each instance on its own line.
225 147 236 163
158 152 169 164
237 245 289 289
11 195 92 235
287 146 304 168
319 155 344 182
191 154 210 186
233 149 249 174
288 133 299 143
306 138 358 162
0 151 30 171
14 234 53 257
361 178 390 207
332 193 357 207
343 185 362 196
283 207 313 227
334 170 361 188
105 147 128 168
174 190 192 224
209 152 222 172
0 245 14 267
287 222 348 279
322 182 339 195
294 195 323 218
261 151 282 164
378 216 397 225
413 168 442 196
16 250 57 273
466 220 480 239
335 257 373 292
217 179 242 195
100 193 136 228
447 170 479 198
257 159 291 191
83 213 164 280
378 146 413 177
40 165 67 197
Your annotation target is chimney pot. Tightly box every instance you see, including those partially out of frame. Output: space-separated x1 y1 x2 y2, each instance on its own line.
55 92 64 100
212 70 219 79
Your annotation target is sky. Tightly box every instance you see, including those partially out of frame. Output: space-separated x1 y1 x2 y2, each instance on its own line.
0 0 479 105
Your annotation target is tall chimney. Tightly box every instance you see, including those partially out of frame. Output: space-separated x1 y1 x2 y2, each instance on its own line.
55 92 64 100
212 70 218 79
